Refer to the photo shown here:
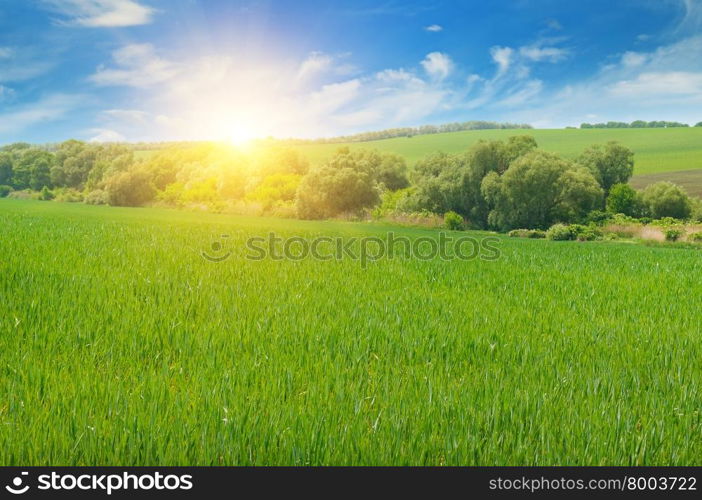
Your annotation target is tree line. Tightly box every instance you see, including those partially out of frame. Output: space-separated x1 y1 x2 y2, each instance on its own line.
289 121 533 144
1 136 700 231
580 120 699 129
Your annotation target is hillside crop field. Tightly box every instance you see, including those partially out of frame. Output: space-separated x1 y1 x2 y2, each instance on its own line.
294 127 702 175
1 199 702 465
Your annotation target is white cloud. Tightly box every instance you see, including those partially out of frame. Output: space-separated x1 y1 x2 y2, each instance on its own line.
497 80 544 107
42 0 156 27
296 52 335 81
90 47 456 141
421 52 453 80
88 128 126 142
0 94 82 134
90 44 181 87
424 24 443 32
609 71 702 96
519 44 569 63
0 47 13 59
491 34 702 127
621 51 647 67
490 46 514 76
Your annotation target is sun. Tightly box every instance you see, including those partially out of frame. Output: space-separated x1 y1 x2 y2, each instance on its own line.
228 124 258 147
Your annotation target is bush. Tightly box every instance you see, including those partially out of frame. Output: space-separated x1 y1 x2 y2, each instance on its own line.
664 228 685 242
585 210 613 225
546 223 576 241
576 229 599 241
651 217 683 227
688 232 702 242
0 185 12 198
568 224 602 242
7 189 39 200
84 189 109 205
444 210 466 231
38 186 54 201
508 229 546 239
53 188 84 203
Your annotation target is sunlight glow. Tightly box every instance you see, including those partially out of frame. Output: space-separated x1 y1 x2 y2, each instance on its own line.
228 125 258 147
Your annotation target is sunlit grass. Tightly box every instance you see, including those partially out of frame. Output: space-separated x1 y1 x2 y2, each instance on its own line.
1 199 701 465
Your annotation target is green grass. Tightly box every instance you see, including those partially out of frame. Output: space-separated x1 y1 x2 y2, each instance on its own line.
295 127 702 175
2 199 702 465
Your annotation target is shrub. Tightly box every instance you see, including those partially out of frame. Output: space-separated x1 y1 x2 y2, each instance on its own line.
546 223 576 241
585 210 612 225
0 185 12 198
508 229 546 239
567 224 602 242
665 228 684 242
85 189 109 205
7 189 39 200
576 229 599 241
688 232 702 242
38 186 55 201
444 210 466 231
603 232 619 241
53 188 84 203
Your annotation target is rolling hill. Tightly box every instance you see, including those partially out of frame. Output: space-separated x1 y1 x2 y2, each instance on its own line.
294 127 702 178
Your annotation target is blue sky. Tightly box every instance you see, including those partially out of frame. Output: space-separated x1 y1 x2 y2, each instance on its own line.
1 0 701 143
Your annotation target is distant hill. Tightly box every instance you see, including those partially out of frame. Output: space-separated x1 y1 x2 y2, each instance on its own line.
294 127 702 177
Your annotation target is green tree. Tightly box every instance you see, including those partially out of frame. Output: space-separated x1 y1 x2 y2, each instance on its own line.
0 152 13 186
376 153 409 191
295 150 376 219
606 183 644 216
641 182 692 219
577 142 635 196
409 136 538 227
51 140 98 188
482 151 602 230
105 169 156 207
13 148 54 190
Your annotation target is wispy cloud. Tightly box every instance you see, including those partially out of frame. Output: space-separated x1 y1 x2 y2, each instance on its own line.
0 85 16 103
0 94 82 134
90 44 181 87
41 0 156 27
0 47 13 59
424 24 443 32
519 43 569 63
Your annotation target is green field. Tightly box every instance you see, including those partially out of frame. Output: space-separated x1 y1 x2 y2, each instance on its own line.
295 128 702 176
2 199 702 465
630 169 702 198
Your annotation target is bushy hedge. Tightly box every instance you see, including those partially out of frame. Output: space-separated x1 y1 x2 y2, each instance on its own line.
508 229 546 239
546 224 576 241
546 223 602 241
